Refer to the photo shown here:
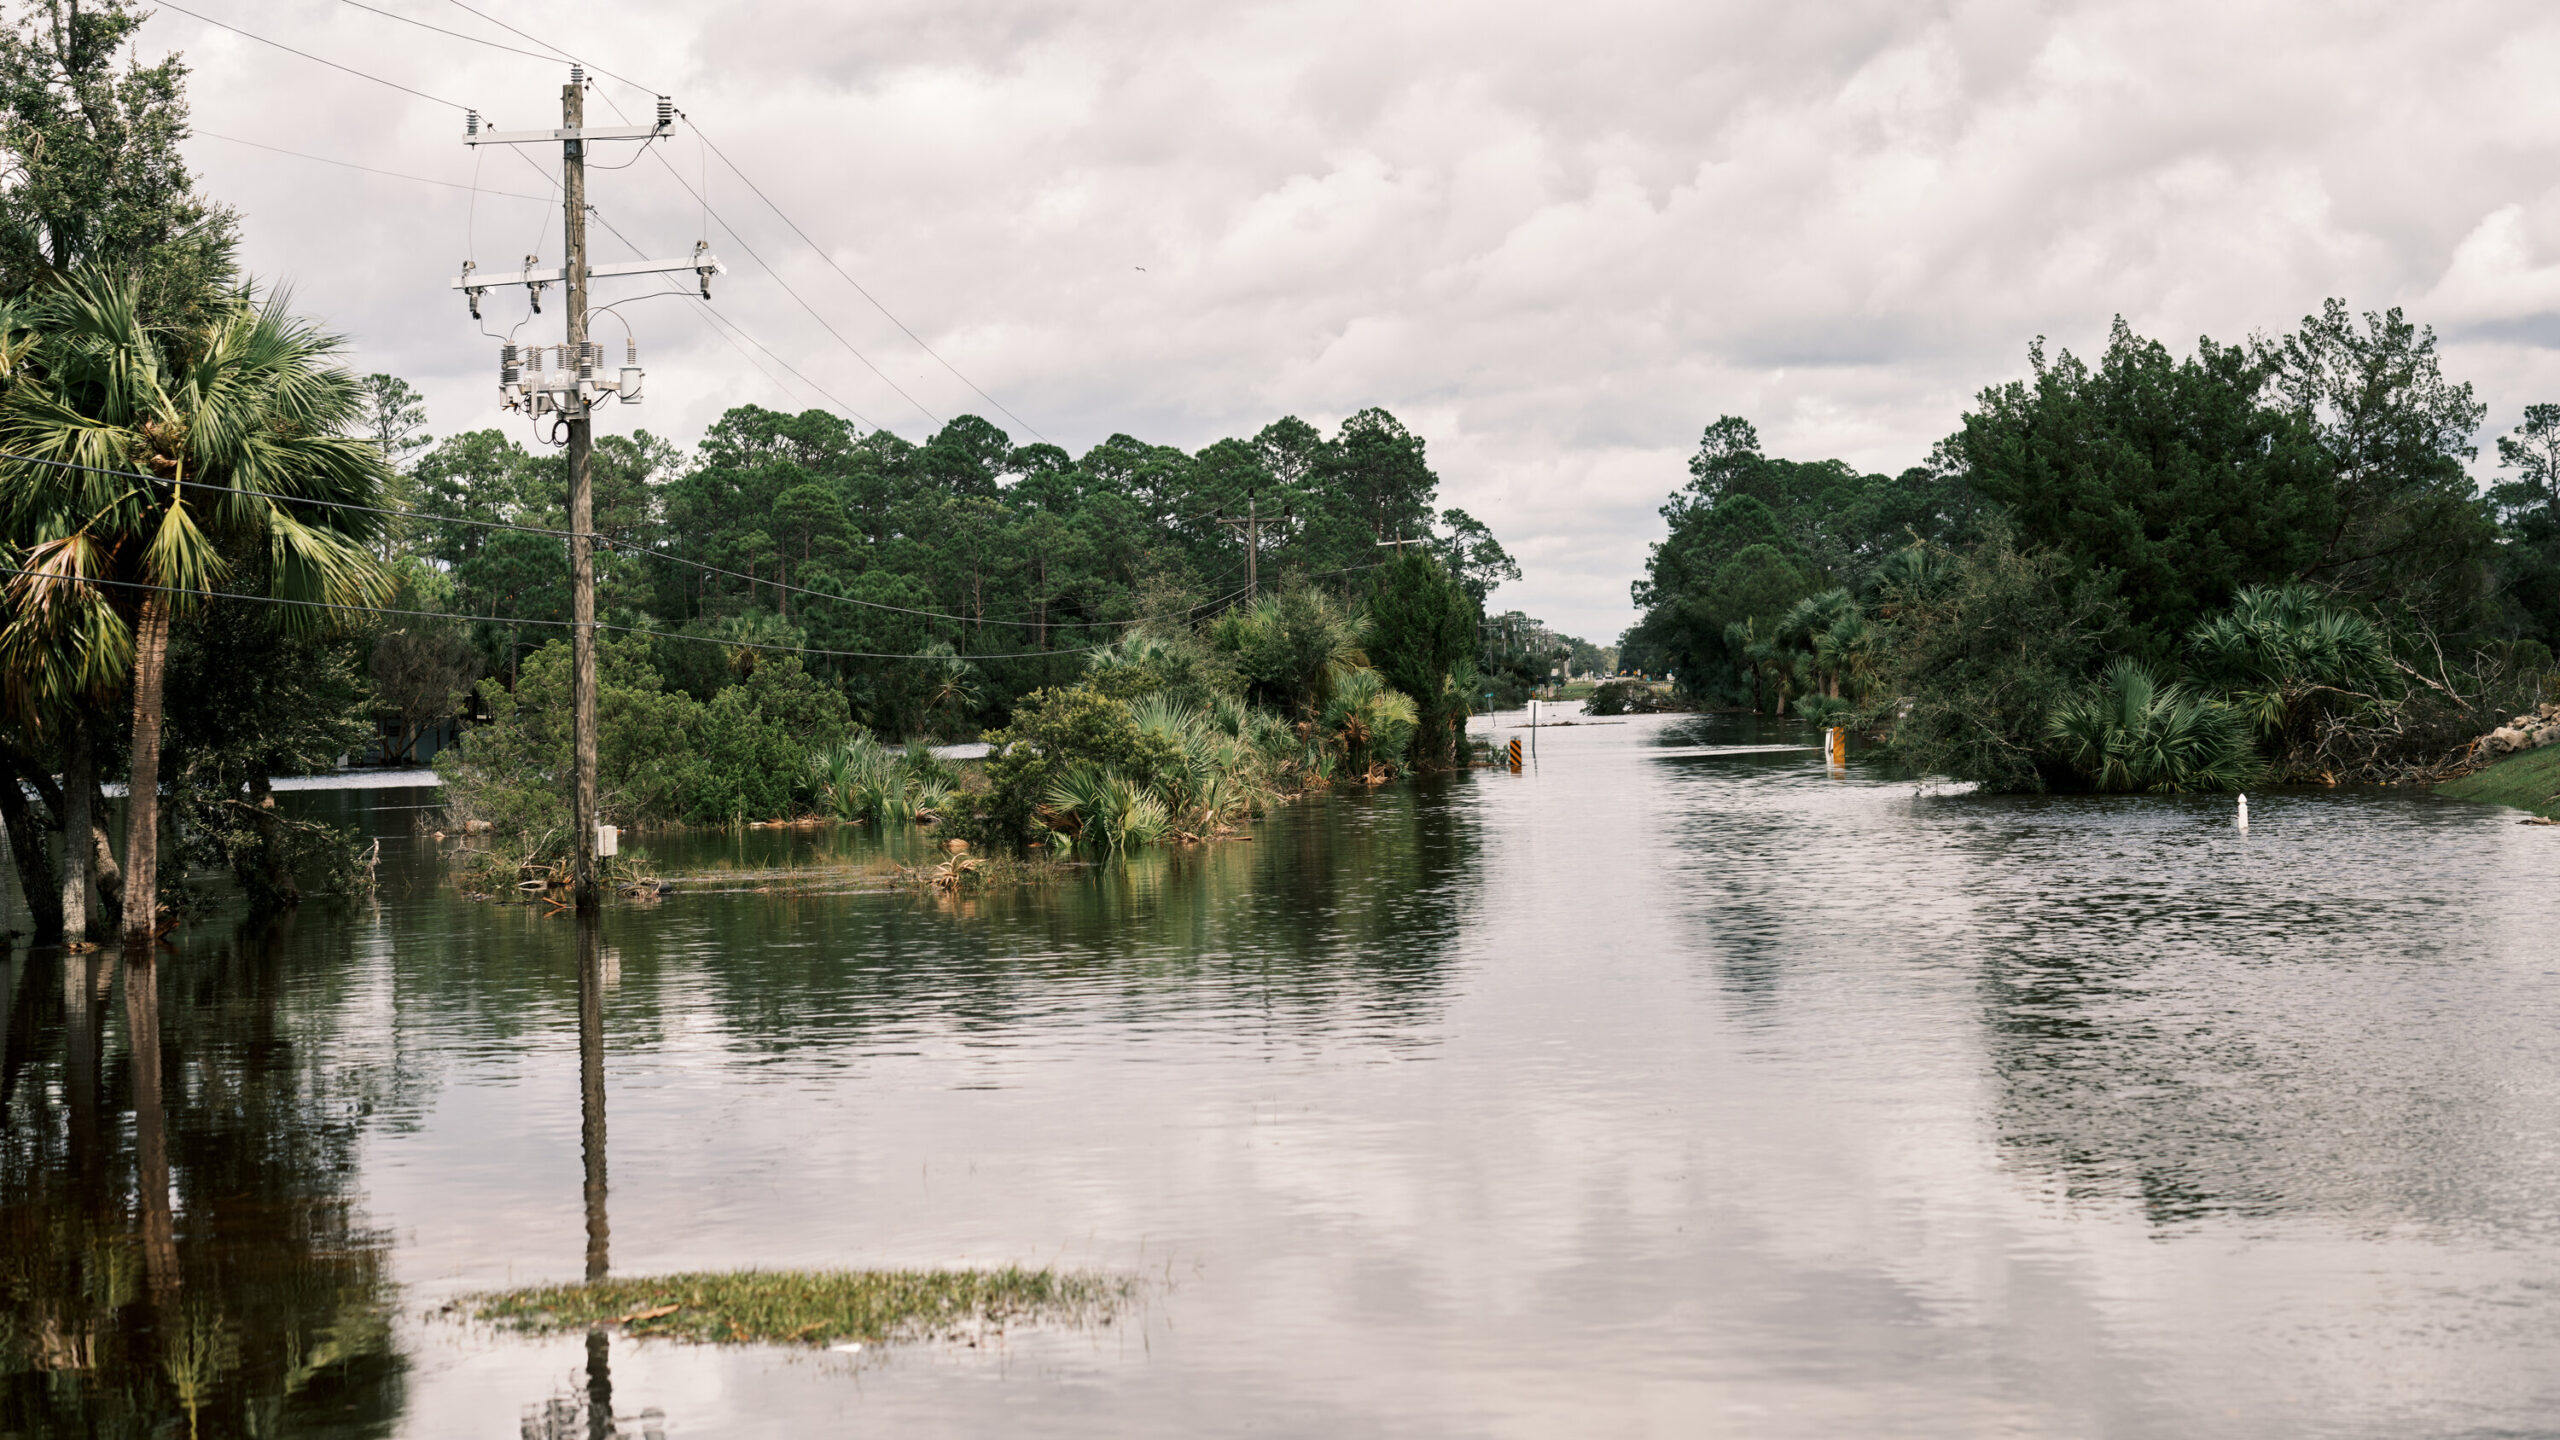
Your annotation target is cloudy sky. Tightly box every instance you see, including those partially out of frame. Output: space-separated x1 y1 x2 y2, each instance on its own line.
157 0 2560 643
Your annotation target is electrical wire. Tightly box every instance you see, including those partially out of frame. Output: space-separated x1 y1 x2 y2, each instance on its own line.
583 204 882 429
0 563 1155 661
695 123 1051 443
636 145 943 431
436 0 650 92
420 0 1040 440
336 0 561 64
196 131 550 201
0 450 1218 629
155 0 474 111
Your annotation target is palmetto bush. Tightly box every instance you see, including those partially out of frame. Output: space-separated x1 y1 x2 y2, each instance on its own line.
810 735 932 825
1319 665 1417 776
2188 585 2392 747
1043 764 1169 850
2047 660 2260 793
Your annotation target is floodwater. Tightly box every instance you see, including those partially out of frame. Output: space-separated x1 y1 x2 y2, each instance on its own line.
5 710 2558 1437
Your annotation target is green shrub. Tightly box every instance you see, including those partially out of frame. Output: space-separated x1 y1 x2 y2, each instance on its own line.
1869 528 2115 790
443 636 858 838
970 685 1182 849
1320 666 1417 776
1212 585 1369 717
1795 694 1855 727
683 684 809 824
2046 660 2261 793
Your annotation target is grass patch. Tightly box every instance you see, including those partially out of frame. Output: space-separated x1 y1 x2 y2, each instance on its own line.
471 1267 1132 1347
2439 744 2560 819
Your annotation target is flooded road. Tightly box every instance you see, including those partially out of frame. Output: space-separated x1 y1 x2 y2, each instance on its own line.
5 711 2558 1436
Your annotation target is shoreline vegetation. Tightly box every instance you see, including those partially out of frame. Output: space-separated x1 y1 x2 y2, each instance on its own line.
1619 310 2560 796
433 563 1511 898
467 1268 1135 1348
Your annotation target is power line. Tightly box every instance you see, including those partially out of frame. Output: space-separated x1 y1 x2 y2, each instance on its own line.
417 1 1039 441
0 563 1192 662
0 450 1193 630
585 206 884 430
336 0 561 64
694 123 1051 443
155 0 473 112
436 0 651 93
195 131 552 201
636 144 944 431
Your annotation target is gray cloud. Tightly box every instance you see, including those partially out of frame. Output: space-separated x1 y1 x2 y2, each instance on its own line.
165 0 2560 642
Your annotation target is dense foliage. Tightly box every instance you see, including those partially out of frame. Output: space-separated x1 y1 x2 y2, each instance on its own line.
1628 309 2560 791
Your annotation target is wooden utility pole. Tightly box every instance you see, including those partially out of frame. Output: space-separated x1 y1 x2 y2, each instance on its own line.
562 76 600 912
1215 491 1287 602
455 81 712 912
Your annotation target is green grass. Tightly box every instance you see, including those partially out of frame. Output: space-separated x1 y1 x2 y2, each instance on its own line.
2439 744 2560 819
470 1267 1132 1347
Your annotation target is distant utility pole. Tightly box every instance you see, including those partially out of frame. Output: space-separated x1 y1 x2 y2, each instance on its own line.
453 70 721 911
1375 534 1426 557
1215 490 1291 601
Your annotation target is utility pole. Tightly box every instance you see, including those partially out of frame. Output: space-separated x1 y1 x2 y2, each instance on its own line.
453 74 720 911
562 76 599 912
1214 491 1291 602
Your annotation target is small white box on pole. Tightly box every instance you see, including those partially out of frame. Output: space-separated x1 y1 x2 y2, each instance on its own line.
595 824 619 858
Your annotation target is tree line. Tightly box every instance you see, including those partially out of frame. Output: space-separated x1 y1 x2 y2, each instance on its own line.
1624 309 2560 790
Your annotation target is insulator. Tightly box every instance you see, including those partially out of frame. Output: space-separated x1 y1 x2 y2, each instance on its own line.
619 333 644 404
626 336 638 364
577 344 595 382
466 109 479 138
570 65 585 86
500 343 520 389
656 96 673 131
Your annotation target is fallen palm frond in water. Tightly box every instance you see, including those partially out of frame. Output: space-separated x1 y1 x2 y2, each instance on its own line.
467 1268 1133 1347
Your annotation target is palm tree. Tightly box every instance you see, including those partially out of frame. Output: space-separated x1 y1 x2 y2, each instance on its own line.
0 272 389 941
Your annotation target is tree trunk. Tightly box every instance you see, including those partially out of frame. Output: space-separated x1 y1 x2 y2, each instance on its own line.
120 596 171 942
89 818 121 931
58 725 90 945
0 759 61 942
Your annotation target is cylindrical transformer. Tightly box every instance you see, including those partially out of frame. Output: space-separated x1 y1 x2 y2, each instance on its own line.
619 336 643 404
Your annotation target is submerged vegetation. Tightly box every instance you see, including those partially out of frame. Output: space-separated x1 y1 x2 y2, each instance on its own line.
471 1268 1133 1348
1624 309 2560 792
438 562 1494 880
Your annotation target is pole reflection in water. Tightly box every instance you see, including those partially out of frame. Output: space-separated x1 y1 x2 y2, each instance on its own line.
525 914 664 1440
581 914 614 1440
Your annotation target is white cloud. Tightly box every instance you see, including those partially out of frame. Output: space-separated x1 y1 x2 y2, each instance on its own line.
164 0 2560 642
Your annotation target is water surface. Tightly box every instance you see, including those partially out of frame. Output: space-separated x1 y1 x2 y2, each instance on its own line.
5 712 2557 1437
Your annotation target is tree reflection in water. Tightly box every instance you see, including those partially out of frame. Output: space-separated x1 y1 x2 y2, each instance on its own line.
0 921 402 1436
